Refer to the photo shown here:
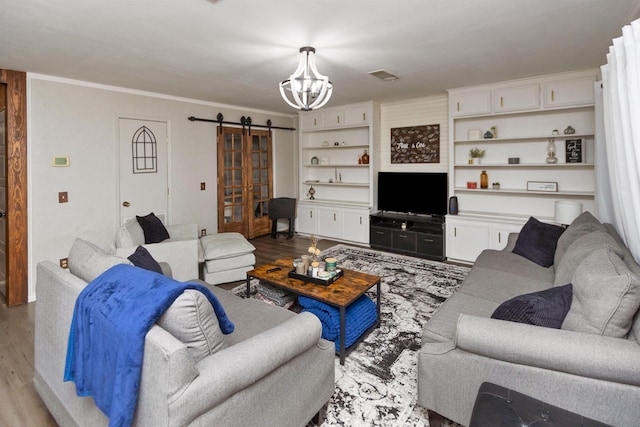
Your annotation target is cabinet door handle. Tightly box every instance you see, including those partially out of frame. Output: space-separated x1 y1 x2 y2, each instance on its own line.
333 213 336 221
456 102 460 112
359 216 362 225
423 238 434 243
313 118 317 126
498 232 501 243
454 227 457 237
310 211 313 218
362 112 366 121
398 234 407 238
376 231 384 235
337 115 340 124
551 90 555 102
500 96 503 107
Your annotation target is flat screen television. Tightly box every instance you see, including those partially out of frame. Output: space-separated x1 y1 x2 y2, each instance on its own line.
377 172 448 216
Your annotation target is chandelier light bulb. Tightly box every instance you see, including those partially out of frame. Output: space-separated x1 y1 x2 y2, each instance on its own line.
279 46 333 111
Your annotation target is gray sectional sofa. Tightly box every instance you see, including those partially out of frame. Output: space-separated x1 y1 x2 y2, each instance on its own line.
418 212 640 427
34 238 335 427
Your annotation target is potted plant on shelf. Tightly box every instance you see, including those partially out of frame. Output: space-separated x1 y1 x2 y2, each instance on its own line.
469 147 486 165
492 182 501 190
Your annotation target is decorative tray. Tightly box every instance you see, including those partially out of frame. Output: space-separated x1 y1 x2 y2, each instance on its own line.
287 268 343 286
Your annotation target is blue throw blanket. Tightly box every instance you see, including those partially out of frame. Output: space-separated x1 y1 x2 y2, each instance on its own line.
299 295 377 351
64 264 234 427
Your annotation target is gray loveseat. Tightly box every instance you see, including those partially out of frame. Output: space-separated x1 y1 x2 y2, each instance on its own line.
34 239 335 427
418 212 640 427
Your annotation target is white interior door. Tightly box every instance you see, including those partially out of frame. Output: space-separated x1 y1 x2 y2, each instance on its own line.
119 118 169 224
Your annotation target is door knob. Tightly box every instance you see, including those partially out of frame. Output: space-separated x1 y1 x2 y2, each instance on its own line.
122 201 131 207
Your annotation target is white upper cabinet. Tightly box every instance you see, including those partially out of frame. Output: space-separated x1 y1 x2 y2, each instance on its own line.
300 102 372 130
321 109 345 128
493 84 540 113
451 90 492 117
299 112 322 129
543 76 596 108
345 104 371 126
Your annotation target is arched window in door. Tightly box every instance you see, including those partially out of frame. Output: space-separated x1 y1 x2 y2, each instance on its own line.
132 125 157 174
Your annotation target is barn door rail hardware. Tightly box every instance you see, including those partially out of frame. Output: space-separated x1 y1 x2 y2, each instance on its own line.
188 114 296 134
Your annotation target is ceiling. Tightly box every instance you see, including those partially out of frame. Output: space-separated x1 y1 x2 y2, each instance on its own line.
1 0 639 115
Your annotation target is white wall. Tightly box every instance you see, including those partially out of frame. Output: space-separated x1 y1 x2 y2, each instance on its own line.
28 76 295 301
379 94 449 172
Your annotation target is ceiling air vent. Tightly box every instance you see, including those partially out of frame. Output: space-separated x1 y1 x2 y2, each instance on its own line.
368 69 399 81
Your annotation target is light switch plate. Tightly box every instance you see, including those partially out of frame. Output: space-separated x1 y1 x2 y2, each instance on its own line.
58 192 68 203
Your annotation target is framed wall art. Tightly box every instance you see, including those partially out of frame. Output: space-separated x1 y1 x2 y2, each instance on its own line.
390 124 440 164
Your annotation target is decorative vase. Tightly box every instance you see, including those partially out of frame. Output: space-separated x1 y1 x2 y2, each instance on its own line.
480 170 488 189
361 149 370 165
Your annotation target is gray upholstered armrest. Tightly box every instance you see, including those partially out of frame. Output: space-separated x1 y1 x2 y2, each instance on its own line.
168 312 322 425
502 232 519 252
158 262 172 278
455 314 640 386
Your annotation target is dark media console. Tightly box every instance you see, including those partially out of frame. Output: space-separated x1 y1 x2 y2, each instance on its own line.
369 212 445 261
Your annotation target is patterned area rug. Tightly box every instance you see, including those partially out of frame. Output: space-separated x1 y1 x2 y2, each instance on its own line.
233 244 470 427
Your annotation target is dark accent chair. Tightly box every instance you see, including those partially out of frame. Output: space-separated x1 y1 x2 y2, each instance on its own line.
269 197 296 239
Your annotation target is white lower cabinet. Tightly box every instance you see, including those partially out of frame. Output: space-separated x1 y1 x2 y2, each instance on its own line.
297 203 317 235
446 215 527 263
317 207 341 240
297 201 370 244
491 223 525 250
447 218 490 263
341 209 370 243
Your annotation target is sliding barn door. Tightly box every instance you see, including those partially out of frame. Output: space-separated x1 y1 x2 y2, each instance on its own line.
217 126 272 238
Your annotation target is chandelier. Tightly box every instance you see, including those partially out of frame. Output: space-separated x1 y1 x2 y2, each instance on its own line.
279 46 333 111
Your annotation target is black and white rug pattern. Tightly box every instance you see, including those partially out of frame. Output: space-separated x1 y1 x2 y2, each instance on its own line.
236 244 470 426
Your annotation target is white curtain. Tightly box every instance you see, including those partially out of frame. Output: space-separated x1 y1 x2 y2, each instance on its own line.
599 18 640 263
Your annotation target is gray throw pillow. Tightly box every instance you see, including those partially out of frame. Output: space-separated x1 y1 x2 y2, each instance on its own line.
512 217 565 267
562 246 640 337
491 284 573 328
157 289 227 363
554 211 606 267
553 230 622 287
115 218 146 248
68 238 131 283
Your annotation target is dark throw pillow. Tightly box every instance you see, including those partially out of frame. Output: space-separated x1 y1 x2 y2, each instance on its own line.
128 246 163 275
491 284 573 328
512 217 565 267
136 212 170 244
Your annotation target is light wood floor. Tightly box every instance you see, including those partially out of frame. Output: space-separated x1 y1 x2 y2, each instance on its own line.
0 234 340 426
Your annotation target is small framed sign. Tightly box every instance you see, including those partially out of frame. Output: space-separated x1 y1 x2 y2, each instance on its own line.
527 181 558 192
565 139 583 163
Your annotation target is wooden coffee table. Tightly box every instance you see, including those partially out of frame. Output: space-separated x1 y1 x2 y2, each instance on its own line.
246 257 381 364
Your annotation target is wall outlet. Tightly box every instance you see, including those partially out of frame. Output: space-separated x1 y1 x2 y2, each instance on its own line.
60 258 69 269
200 182 206 191
58 191 68 203
200 229 206 236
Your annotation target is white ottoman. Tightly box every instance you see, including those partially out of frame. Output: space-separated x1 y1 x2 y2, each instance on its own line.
200 232 256 285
